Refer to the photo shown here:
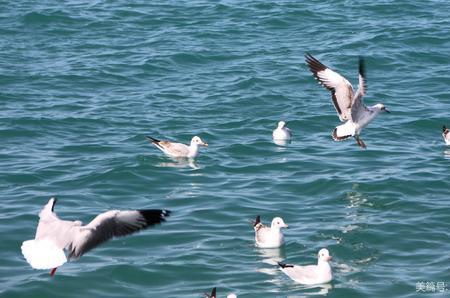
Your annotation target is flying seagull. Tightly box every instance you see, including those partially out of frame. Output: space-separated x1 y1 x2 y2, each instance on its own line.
146 135 208 158
278 248 333 285
253 215 288 248
305 53 390 149
21 198 170 276
443 126 450 145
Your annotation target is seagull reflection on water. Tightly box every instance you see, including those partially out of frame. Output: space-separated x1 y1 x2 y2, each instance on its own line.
273 139 292 147
157 157 199 169
443 149 450 159
258 247 286 266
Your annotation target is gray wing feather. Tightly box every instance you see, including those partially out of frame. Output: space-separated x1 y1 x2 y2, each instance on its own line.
255 226 271 243
68 209 170 259
282 264 318 281
351 57 369 122
306 54 354 122
157 141 190 157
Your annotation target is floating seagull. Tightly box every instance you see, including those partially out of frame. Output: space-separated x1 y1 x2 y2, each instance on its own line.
443 126 450 145
253 215 288 248
204 287 237 298
273 121 292 146
305 53 390 149
278 248 333 285
273 121 292 141
21 198 170 276
146 135 208 158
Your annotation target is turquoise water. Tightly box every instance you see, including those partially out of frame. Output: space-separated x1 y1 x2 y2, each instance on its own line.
1 1 450 297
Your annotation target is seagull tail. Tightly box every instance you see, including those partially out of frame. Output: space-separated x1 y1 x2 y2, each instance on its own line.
253 215 261 227
204 287 216 298
443 126 448 134
278 261 294 269
332 123 354 141
21 239 67 270
146 136 160 144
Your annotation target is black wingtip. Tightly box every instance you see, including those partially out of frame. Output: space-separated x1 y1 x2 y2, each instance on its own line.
358 56 366 78
50 197 57 212
146 136 160 143
253 215 261 227
138 209 171 226
278 262 293 268
305 53 328 73
204 287 216 298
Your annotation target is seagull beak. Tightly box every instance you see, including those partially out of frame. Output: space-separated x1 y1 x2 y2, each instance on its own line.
284 224 289 228
384 108 391 113
326 256 333 261
203 142 209 147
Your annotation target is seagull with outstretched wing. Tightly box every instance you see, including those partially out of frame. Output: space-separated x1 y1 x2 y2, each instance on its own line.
305 53 390 149
21 197 170 276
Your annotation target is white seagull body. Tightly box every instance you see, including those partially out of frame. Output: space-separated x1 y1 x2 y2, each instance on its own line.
253 215 288 249
443 126 450 145
21 198 170 276
272 121 292 140
278 248 333 285
147 135 208 158
305 54 389 149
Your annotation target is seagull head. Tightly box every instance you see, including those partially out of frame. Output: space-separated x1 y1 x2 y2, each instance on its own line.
191 136 208 147
373 103 390 113
271 217 288 229
277 121 287 129
318 248 332 262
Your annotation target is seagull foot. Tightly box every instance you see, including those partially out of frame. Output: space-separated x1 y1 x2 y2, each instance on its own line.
50 267 57 277
355 136 367 149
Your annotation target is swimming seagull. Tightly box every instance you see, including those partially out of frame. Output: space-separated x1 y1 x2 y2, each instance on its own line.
278 248 333 285
146 136 208 158
21 198 170 276
443 126 450 145
272 121 292 141
204 287 237 298
253 215 288 248
305 53 390 149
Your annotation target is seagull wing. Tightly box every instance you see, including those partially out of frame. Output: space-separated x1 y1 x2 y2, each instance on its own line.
305 54 354 122
155 140 190 157
255 225 271 244
285 127 292 137
280 264 318 283
67 209 170 259
351 57 369 122
35 198 78 249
